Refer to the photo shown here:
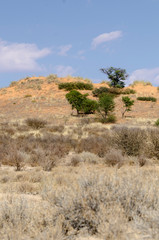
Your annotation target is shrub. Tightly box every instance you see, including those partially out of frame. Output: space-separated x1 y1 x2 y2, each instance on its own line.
131 80 152 87
155 119 159 126
122 88 136 94
46 74 58 84
7 148 25 171
69 152 99 166
92 87 109 97
66 90 98 115
112 126 146 156
37 150 57 171
104 114 116 123
10 81 18 87
97 94 115 122
104 149 124 167
92 87 135 97
76 133 112 157
66 90 87 115
100 80 110 85
107 87 122 95
84 78 92 83
82 98 98 114
47 125 64 133
137 96 157 102
24 94 32 98
59 82 93 91
147 128 159 159
138 155 147 167
122 96 134 118
25 118 47 129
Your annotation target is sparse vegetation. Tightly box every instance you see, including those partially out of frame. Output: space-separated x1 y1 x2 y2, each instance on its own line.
46 74 59 84
131 80 152 87
9 81 18 87
137 96 157 102
105 114 117 123
155 118 159 126
59 81 93 91
93 87 136 97
25 118 47 129
92 87 109 97
122 96 134 118
24 94 32 98
121 88 136 94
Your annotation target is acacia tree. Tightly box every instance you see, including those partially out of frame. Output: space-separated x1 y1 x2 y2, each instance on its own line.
97 94 115 122
122 96 134 118
100 67 128 88
66 90 98 115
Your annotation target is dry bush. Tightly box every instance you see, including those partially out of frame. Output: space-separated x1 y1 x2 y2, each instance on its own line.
46 125 64 133
41 167 159 239
16 124 30 132
70 152 100 166
76 133 113 157
17 181 39 194
104 149 124 167
0 196 33 236
130 80 152 86
6 148 26 171
46 74 59 84
138 155 147 167
70 155 81 166
112 126 147 156
25 118 47 129
39 134 76 158
146 128 159 159
33 148 58 171
0 195 63 240
17 133 76 167
1 126 15 136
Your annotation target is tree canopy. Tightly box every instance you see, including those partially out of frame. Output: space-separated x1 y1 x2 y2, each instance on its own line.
122 96 134 118
97 94 115 121
100 67 128 88
66 90 98 115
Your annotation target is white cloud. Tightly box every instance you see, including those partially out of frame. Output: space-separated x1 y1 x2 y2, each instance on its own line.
58 44 72 56
77 50 85 60
55 65 75 77
128 67 159 86
0 39 51 72
91 31 122 49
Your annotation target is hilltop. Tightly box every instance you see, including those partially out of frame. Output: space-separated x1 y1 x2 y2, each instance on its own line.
0 75 158 125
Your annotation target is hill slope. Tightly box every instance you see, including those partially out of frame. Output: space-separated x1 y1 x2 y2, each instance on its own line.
0 76 158 125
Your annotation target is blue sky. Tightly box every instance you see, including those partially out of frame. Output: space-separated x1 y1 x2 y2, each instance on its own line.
0 0 159 87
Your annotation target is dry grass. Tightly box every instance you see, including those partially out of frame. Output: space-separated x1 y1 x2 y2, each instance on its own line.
0 165 159 239
0 120 159 239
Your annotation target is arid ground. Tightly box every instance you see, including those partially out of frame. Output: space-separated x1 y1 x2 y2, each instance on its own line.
0 76 159 239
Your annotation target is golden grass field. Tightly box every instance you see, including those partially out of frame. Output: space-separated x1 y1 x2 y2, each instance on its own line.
0 76 159 239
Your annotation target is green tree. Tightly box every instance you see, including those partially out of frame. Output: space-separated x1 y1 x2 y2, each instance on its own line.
100 67 128 88
122 96 134 118
66 90 98 115
82 98 98 114
97 94 115 122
